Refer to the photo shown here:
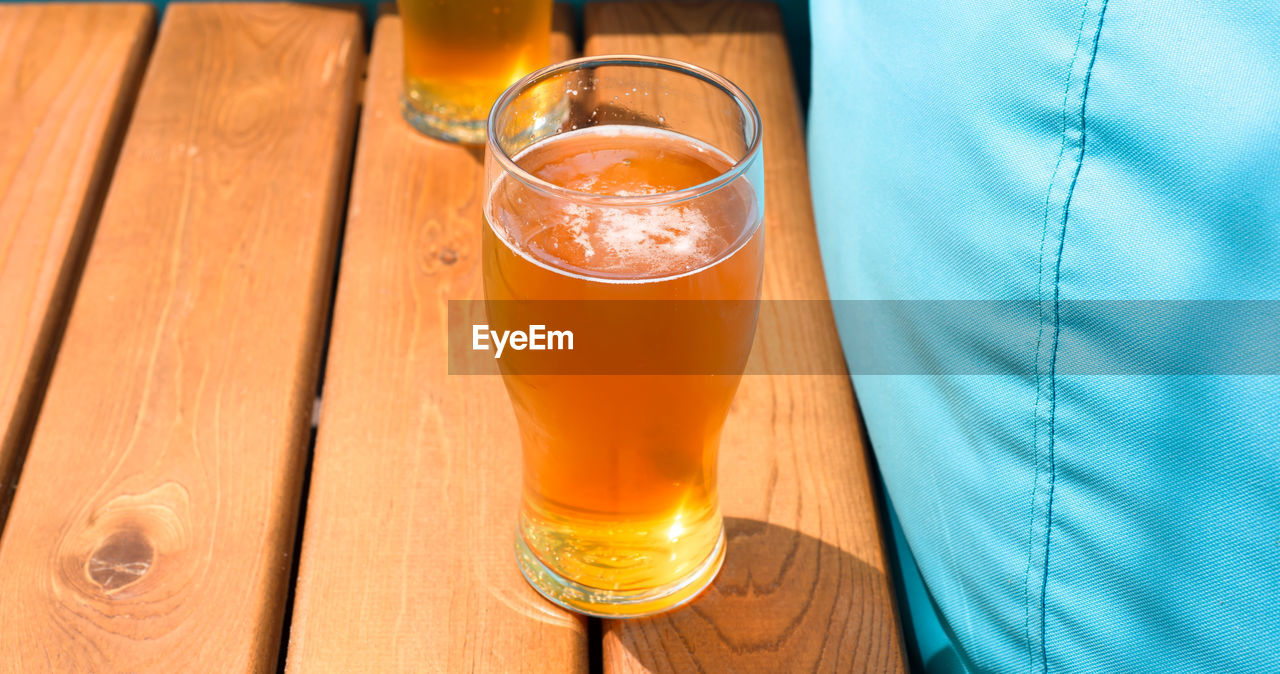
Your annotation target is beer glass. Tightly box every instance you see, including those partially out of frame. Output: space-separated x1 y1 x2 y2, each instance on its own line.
483 56 764 617
399 0 552 143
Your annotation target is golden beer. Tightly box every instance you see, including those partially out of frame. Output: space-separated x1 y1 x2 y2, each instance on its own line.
399 0 551 142
483 57 765 617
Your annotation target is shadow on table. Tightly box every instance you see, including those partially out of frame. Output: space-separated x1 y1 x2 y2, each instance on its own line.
604 516 896 670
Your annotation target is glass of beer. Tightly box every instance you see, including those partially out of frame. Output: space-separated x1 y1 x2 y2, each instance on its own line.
399 0 552 143
483 56 764 617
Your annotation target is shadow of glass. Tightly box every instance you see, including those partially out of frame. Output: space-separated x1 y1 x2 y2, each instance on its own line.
604 517 897 671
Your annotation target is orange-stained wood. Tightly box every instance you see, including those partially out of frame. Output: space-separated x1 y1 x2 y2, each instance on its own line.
586 3 908 672
284 7 588 673
0 4 362 671
0 4 153 527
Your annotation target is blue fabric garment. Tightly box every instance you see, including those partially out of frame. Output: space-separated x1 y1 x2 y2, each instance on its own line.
807 1 1280 672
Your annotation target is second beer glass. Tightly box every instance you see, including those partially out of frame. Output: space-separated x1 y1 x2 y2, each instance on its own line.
483 57 764 617
399 0 551 143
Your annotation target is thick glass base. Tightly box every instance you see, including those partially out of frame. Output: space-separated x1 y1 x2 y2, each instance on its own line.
401 95 486 145
515 526 725 618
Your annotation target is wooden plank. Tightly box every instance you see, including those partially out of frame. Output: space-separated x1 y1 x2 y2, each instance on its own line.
585 3 908 672
0 3 154 527
284 7 587 673
552 2 575 61
0 4 362 671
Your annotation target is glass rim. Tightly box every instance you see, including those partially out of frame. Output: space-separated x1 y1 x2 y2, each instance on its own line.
486 54 764 207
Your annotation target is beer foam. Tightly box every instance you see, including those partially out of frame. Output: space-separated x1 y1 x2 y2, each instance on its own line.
538 202 720 276
489 125 757 282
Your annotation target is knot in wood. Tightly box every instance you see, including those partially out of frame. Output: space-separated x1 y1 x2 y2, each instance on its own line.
87 529 154 593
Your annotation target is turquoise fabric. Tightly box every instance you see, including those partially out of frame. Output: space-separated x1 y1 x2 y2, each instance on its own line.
808 1 1280 672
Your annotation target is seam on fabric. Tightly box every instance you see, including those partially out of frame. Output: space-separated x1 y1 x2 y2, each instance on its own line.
1039 3 1109 672
1023 2 1093 671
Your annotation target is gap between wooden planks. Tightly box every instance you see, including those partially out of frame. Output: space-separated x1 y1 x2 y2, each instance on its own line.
585 3 907 672
0 4 153 531
0 4 362 671
284 7 588 673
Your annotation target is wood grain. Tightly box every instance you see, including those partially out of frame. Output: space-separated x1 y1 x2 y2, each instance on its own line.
0 4 154 528
0 4 362 671
283 8 588 673
586 3 907 672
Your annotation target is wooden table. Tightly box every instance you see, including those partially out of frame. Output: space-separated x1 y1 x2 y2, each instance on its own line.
0 2 905 671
